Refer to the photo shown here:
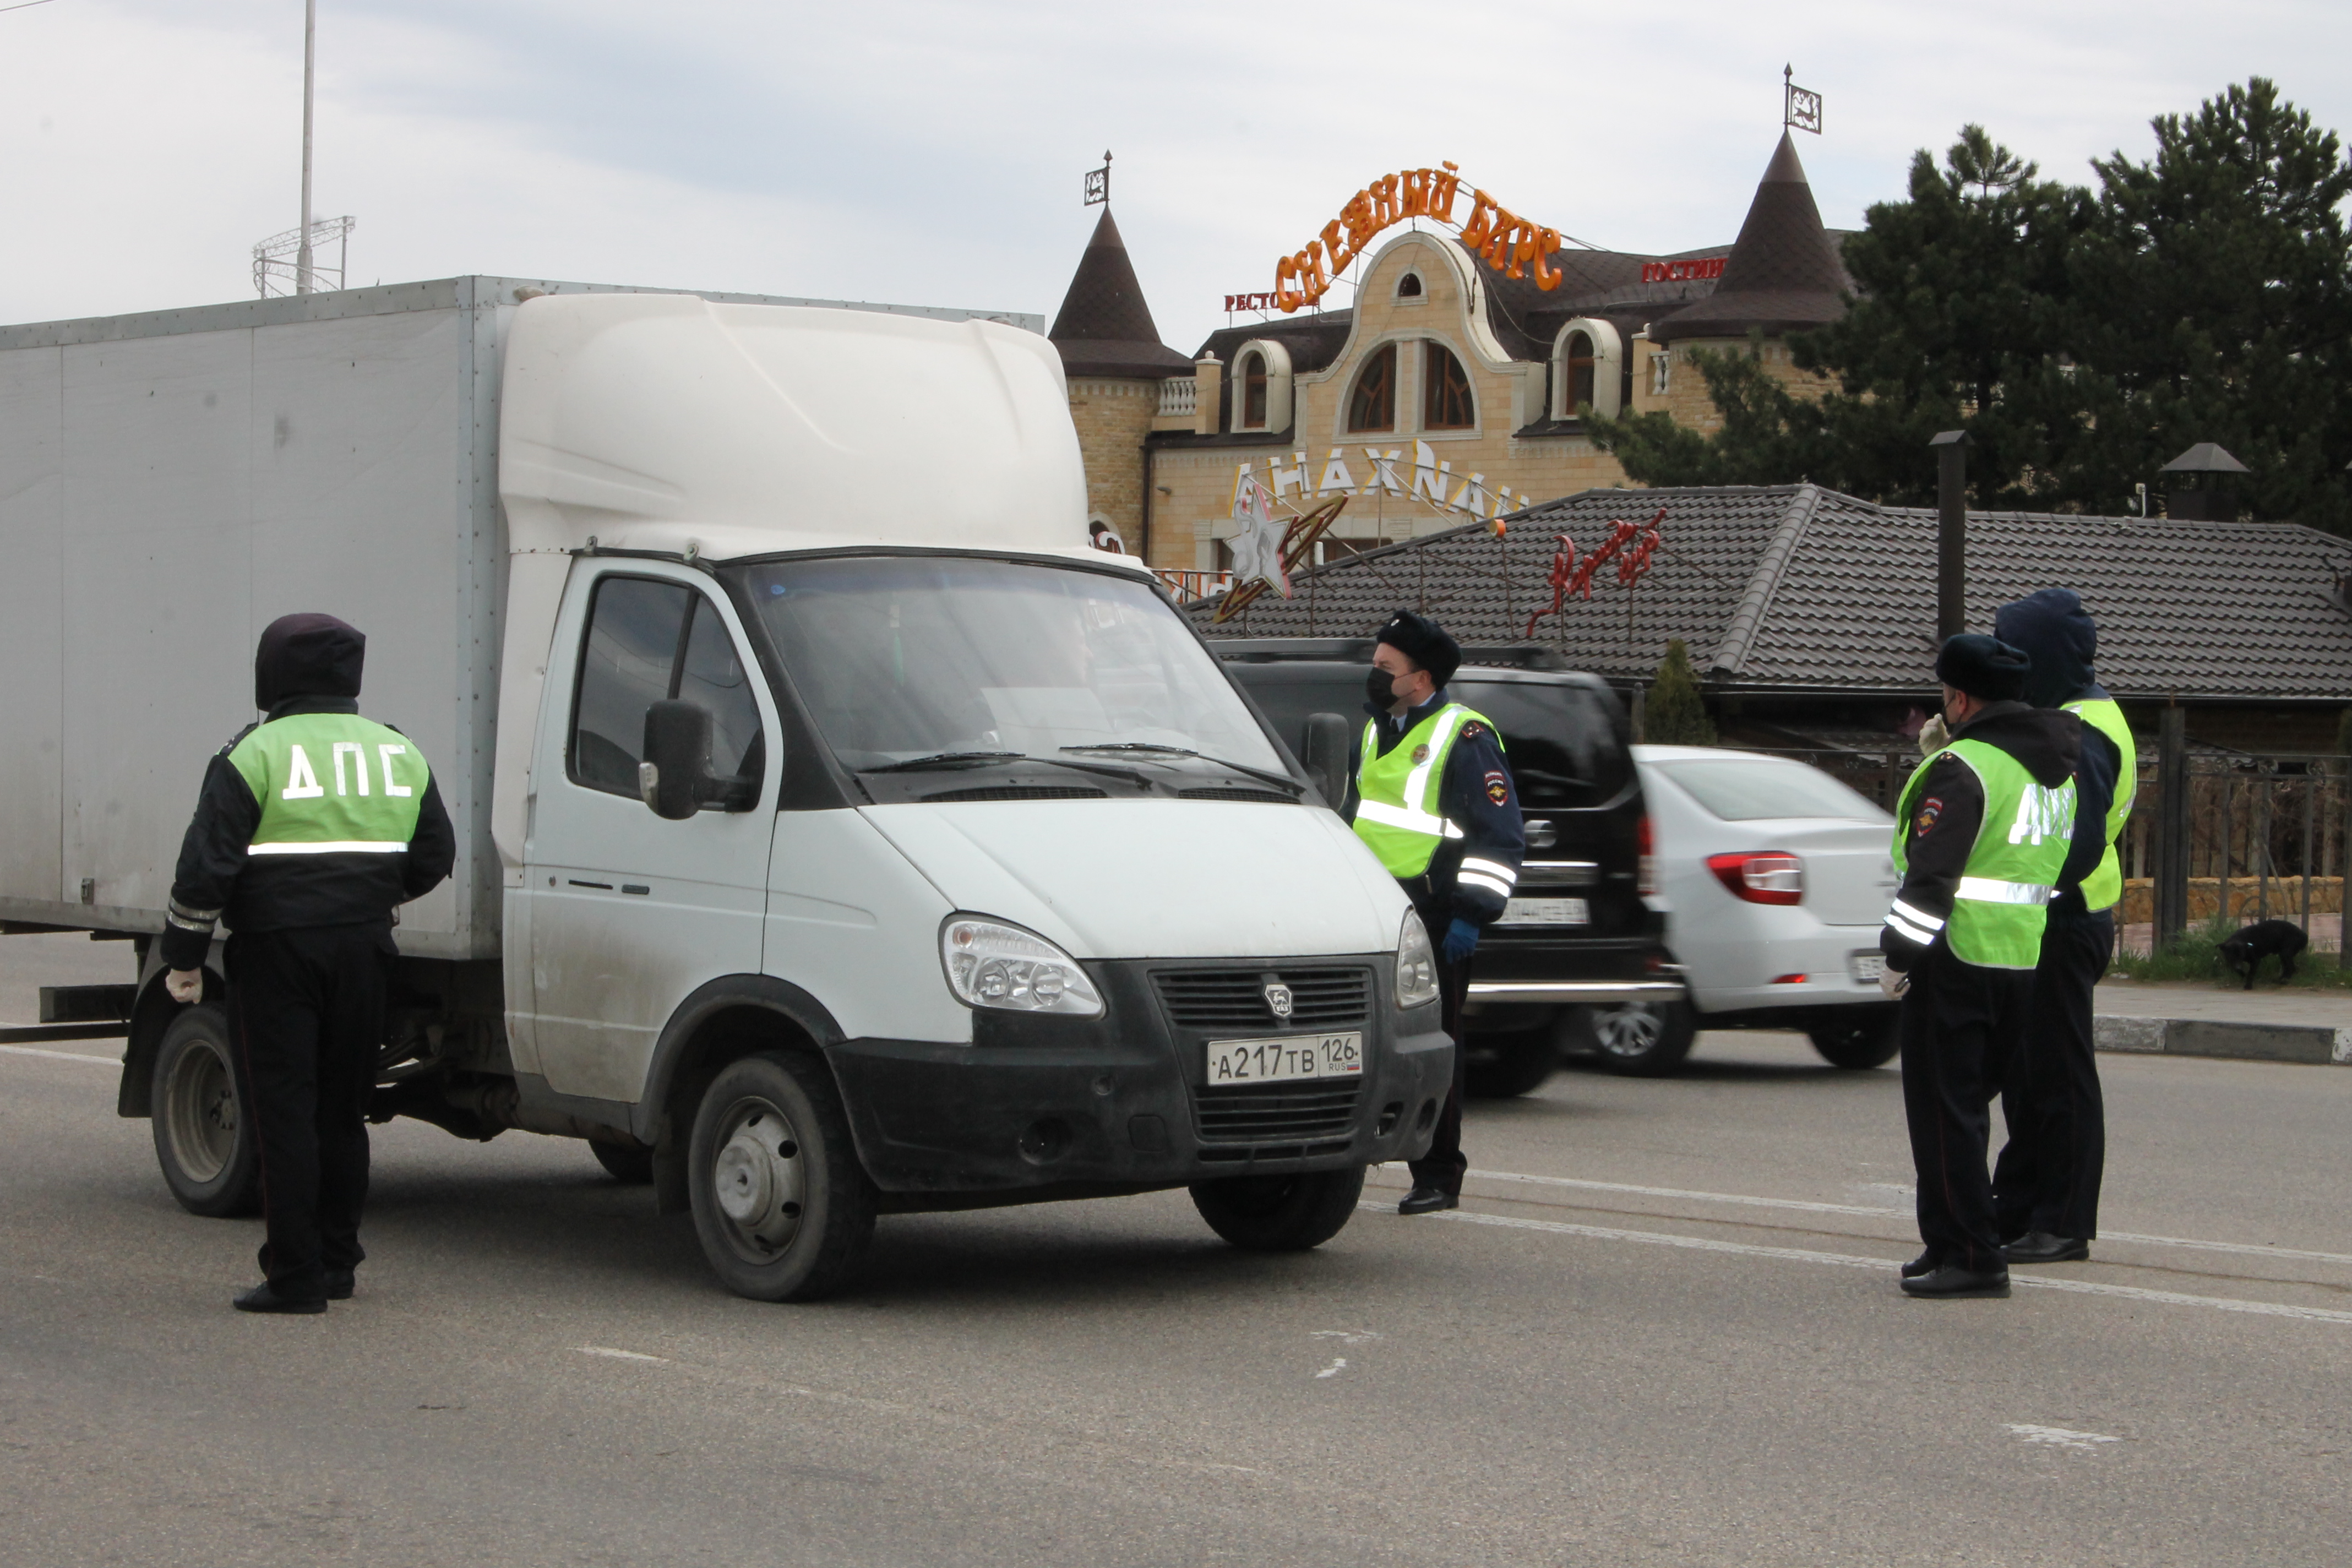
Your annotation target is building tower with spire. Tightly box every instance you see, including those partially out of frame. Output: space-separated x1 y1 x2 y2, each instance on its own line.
1047 208 1194 554
1648 131 1852 432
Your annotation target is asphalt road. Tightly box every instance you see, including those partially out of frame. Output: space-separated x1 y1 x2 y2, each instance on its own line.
3 933 2349 1566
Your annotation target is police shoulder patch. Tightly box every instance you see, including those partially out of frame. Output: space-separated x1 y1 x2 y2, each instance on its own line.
1484 769 1509 805
1462 721 1486 739
1913 795 1943 835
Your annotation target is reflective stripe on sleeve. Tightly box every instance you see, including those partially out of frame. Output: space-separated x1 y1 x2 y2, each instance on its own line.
1885 910 1939 948
1458 856 1519 889
1889 898 1946 933
1955 876 2052 906
1456 869 1513 900
244 840 409 855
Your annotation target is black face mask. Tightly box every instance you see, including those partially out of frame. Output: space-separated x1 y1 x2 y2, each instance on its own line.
1366 666 1400 710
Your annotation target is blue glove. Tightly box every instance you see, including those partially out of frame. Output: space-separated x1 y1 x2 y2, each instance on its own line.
1442 917 1480 963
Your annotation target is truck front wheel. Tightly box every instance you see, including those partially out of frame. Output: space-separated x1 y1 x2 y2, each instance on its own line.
151 1003 261 1217
687 1050 876 1302
1189 1165 1365 1251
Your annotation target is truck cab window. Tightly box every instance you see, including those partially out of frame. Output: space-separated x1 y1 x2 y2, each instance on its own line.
570 575 765 799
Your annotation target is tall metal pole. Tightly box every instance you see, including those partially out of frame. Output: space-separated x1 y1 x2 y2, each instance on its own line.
2155 705 2188 948
1930 430 1968 642
296 0 316 293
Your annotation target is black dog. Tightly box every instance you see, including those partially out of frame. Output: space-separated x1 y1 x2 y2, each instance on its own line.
2218 919 2309 989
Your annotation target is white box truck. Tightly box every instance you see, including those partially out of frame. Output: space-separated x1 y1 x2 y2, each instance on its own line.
0 278 1452 1299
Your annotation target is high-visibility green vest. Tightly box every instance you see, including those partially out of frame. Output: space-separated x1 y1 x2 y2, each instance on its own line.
1353 702 1494 878
227 711 433 856
1890 737 2076 970
2064 697 2136 913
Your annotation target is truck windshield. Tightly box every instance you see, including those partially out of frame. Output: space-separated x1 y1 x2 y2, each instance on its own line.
735 557 1284 777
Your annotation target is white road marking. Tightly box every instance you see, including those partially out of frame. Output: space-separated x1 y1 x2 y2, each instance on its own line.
576 1345 669 1363
2006 1423 2121 1451
1309 1329 1381 1346
1314 1358 1347 1379
1373 1166 2352 1268
0 1043 121 1066
1362 1205 2352 1326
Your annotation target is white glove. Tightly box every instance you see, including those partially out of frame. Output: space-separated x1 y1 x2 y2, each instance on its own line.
1877 966 1910 1001
165 968 204 1004
1916 713 1950 756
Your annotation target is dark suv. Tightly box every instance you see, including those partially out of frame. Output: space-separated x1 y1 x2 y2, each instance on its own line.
1213 639 1690 1090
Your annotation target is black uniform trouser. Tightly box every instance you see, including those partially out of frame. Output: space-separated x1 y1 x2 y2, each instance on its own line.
1992 910 2114 1242
1406 951 1472 1195
1899 946 2033 1274
226 923 393 1299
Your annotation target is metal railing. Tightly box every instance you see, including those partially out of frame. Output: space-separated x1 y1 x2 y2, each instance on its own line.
1157 377 1197 417
1739 739 2350 957
1157 568 1233 604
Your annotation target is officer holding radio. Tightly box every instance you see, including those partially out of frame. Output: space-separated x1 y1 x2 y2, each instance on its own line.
1348 609 1524 1216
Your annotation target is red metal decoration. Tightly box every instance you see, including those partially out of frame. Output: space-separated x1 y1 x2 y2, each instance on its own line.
1523 508 1665 638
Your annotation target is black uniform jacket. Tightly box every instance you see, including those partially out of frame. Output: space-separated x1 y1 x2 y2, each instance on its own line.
160 695 456 971
1879 701 2080 974
1344 688 1527 928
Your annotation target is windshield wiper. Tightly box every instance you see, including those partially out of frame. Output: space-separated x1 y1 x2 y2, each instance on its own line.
858 751 1022 774
1061 743 1305 794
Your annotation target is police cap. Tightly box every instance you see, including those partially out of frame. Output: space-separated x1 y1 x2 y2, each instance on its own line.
1374 608 1461 689
1934 633 2031 703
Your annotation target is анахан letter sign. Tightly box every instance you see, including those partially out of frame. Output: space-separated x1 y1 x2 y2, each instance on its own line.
1272 163 1570 313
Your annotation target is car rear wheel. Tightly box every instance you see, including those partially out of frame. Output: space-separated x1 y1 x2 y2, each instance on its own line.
1463 1026 1559 1098
1190 1165 1365 1251
1572 994 1698 1077
151 1003 261 1217
1807 1008 1901 1069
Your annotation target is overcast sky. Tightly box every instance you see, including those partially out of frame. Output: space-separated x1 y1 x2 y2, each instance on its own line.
3 1 2348 352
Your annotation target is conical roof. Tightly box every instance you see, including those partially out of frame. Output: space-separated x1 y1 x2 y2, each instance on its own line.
1652 133 1851 344
1048 209 1195 379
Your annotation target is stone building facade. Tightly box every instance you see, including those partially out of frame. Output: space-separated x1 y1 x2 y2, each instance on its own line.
1045 133 1852 575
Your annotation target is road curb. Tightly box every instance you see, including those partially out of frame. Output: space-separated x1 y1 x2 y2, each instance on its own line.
2093 1016 2352 1066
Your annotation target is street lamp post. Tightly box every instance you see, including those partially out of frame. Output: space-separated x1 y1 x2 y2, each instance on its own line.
296 0 316 294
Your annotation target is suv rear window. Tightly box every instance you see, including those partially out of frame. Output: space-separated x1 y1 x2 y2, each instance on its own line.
1227 665 1632 809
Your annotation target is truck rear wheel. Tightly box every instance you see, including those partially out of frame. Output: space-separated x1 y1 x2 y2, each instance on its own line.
1189 1164 1365 1251
687 1050 876 1302
151 1003 260 1218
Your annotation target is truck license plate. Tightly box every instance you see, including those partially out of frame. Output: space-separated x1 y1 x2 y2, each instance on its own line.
1849 950 1886 982
1496 897 1588 927
1205 1032 1364 1085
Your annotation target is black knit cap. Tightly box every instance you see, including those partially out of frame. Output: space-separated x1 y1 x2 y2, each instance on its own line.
1374 607 1461 688
1934 633 2031 703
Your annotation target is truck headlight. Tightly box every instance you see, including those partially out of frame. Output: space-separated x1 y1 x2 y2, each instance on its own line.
1395 909 1440 1010
939 916 1106 1019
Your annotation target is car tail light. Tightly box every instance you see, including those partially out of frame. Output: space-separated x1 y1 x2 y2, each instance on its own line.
1637 814 1657 896
1706 851 1804 905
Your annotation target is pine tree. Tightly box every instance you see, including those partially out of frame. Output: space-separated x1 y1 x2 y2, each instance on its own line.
1646 639 1716 745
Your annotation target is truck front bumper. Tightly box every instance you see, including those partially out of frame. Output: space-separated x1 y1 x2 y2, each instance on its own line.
823 954 1453 1196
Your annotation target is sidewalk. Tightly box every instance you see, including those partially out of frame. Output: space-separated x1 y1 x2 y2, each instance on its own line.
2094 978 2352 1065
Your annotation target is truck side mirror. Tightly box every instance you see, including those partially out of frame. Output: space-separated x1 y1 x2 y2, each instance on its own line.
1302 712 1352 810
640 700 713 820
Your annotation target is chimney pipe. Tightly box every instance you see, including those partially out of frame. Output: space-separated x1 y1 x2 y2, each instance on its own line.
1930 430 1968 643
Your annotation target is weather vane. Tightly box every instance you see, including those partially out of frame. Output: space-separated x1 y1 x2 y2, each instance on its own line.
1783 66 1822 134
1084 150 1112 207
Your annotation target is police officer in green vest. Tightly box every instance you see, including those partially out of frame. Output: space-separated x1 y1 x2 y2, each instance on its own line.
159 613 454 1314
1880 634 2080 1299
1349 609 1524 1216
1989 589 2133 1264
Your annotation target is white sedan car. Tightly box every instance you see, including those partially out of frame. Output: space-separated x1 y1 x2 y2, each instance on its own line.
1634 745 1904 1068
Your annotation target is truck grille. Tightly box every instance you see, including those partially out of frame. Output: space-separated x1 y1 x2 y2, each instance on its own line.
1193 1081 1362 1144
1153 967 1370 1031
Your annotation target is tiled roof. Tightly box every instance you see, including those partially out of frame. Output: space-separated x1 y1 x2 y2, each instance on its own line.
1049 209 1194 379
1188 484 2352 703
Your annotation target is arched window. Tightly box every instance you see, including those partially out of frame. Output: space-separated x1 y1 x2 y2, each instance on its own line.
1423 342 1474 430
1564 331 1597 413
1347 343 1397 433
1396 272 1424 299
1240 352 1268 428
